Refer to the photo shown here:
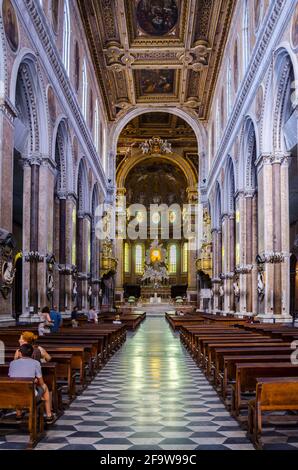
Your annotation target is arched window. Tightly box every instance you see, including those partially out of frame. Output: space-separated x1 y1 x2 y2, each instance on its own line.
82 59 88 121
94 100 100 153
135 245 143 274
169 245 177 274
182 242 188 272
243 0 249 71
124 243 130 273
62 0 71 75
227 59 232 116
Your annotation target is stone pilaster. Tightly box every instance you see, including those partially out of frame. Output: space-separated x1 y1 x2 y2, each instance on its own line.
221 213 235 313
256 153 292 323
0 97 17 321
38 158 56 310
211 227 221 313
77 212 92 311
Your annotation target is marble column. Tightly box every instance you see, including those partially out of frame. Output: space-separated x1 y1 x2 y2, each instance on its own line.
38 159 56 310
186 188 198 302
0 98 17 321
256 153 292 323
65 194 77 313
115 188 126 301
211 228 222 313
234 191 256 317
221 213 235 314
77 212 91 311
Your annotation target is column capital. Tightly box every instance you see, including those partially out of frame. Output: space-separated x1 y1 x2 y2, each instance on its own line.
256 151 291 168
235 189 256 199
116 187 126 197
257 251 285 264
77 211 92 221
56 191 77 203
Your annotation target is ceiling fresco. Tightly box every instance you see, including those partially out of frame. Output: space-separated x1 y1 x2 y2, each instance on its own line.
77 0 236 120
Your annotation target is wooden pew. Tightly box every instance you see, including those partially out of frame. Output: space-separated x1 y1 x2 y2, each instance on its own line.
221 354 292 399
213 346 293 392
231 362 298 416
0 362 62 418
248 377 298 447
0 377 45 448
203 340 285 376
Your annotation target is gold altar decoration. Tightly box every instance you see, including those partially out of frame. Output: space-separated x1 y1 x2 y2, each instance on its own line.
100 238 117 276
196 208 212 277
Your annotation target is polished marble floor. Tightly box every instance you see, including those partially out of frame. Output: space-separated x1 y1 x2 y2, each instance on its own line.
1 317 297 450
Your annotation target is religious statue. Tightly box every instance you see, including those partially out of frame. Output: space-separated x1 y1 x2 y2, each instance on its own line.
257 272 265 298
47 273 54 299
219 285 224 297
233 281 240 299
72 281 78 301
0 229 16 298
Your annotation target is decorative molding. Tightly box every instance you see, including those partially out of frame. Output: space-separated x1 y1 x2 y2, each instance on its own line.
220 272 235 280
256 151 291 168
235 264 253 274
257 252 285 264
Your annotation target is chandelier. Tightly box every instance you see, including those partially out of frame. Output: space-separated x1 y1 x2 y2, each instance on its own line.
139 136 172 155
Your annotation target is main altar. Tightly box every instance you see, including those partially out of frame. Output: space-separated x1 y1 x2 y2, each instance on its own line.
140 241 171 303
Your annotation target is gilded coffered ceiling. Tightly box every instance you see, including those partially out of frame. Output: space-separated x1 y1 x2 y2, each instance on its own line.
78 0 236 121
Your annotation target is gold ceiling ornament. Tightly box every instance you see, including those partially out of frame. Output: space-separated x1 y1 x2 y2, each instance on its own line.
139 136 172 155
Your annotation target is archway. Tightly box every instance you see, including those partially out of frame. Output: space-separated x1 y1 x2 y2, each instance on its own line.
12 57 46 315
115 111 199 304
222 157 236 313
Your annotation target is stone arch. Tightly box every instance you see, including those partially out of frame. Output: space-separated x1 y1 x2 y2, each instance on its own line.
212 181 222 230
77 158 89 213
110 107 206 166
272 48 296 152
0 14 8 99
239 117 258 191
223 157 236 215
11 51 49 157
52 117 73 194
261 47 297 154
117 151 197 191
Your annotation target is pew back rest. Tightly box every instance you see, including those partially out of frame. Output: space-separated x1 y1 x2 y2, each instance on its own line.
257 378 298 410
0 378 36 409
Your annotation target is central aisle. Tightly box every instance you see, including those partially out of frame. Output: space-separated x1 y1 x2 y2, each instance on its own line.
37 317 254 450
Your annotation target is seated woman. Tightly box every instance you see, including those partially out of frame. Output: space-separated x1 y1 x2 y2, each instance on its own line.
38 306 54 336
14 331 51 363
9 343 54 423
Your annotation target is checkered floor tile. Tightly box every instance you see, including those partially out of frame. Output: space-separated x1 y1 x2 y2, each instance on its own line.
1 317 296 450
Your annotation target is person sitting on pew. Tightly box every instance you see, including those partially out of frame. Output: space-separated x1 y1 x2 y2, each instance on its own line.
49 305 62 333
88 306 98 323
9 343 54 423
38 307 54 336
14 331 51 363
